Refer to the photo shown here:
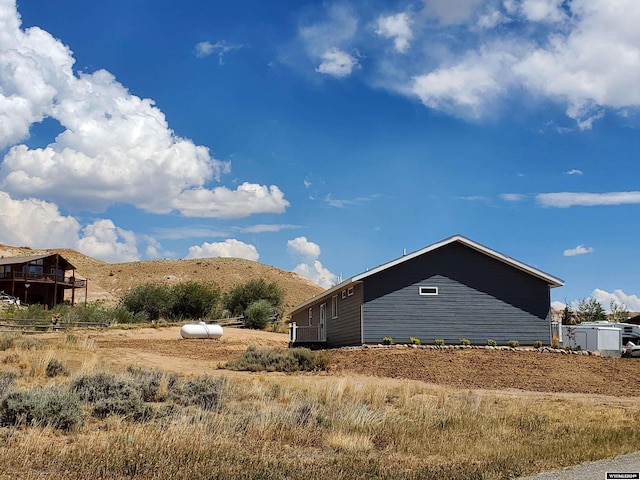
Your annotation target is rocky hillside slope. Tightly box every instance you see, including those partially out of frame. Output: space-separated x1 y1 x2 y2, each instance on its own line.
0 245 325 313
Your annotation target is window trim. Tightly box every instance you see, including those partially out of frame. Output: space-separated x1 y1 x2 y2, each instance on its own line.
419 286 438 296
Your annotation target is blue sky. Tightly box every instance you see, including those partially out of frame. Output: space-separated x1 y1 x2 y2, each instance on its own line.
1 0 639 310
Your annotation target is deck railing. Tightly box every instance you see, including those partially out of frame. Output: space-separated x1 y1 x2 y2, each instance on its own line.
0 272 86 287
288 323 320 343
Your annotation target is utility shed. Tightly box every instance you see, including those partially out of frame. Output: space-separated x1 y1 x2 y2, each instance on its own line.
289 235 564 347
562 324 622 357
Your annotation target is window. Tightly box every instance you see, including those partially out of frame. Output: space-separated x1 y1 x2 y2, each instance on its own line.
347 287 354 296
419 286 438 296
332 295 338 319
308 308 313 322
342 290 347 299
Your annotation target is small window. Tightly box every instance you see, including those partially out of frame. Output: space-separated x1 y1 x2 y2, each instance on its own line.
347 287 354 296
308 308 313 322
332 295 338 319
342 290 347 299
419 286 438 296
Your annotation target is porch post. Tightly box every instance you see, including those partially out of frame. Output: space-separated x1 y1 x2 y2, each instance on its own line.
53 255 59 307
71 268 76 307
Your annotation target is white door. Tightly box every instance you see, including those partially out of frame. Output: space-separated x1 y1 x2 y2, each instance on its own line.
319 303 327 341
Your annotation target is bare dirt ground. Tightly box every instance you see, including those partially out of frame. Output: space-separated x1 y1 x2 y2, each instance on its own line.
74 326 639 402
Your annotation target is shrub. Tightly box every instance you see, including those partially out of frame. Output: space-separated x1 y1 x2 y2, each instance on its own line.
0 335 16 351
71 372 149 420
45 358 69 378
382 337 394 345
507 340 520 348
244 299 275 330
460 339 471 346
435 338 445 346
551 334 560 349
224 278 284 318
126 366 178 402
533 340 543 349
226 345 329 372
170 375 225 411
487 339 497 347
409 337 421 345
120 283 173 321
0 370 18 396
0 386 85 431
170 281 222 320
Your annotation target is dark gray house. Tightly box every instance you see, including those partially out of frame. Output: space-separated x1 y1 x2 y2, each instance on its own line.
288 235 564 347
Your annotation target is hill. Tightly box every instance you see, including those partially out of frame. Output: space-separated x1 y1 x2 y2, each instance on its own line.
0 244 325 313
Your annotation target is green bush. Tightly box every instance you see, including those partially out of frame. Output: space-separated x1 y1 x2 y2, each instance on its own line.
382 337 394 345
0 386 85 431
170 375 225 411
224 278 284 318
460 339 471 346
71 372 149 420
487 339 497 347
533 340 543 349
120 283 173 321
170 281 222 320
45 358 69 378
435 338 445 346
508 340 520 348
409 337 421 345
226 345 329 373
244 299 275 330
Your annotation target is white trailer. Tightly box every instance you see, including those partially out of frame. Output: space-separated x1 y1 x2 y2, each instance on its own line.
561 324 622 357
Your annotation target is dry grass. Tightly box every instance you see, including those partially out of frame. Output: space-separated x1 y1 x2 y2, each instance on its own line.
0 333 639 479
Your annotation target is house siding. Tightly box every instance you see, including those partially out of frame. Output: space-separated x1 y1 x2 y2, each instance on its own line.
362 242 551 345
326 283 363 347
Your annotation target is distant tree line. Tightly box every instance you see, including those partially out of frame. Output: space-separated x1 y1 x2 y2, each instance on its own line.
120 278 284 329
561 297 629 325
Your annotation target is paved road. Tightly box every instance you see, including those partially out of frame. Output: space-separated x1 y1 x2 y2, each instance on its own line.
519 452 640 480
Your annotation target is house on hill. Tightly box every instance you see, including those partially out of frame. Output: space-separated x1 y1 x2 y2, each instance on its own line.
0 253 86 308
288 235 564 347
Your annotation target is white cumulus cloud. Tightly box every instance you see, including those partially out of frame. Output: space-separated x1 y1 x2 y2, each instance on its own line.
0 1 288 219
293 260 337 289
287 236 321 259
75 219 139 263
563 245 594 257
316 48 359 77
287 236 337 289
185 239 259 261
0 191 140 262
375 12 412 53
0 191 80 248
591 288 640 312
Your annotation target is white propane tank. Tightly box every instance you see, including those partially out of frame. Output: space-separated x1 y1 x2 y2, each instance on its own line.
180 322 223 339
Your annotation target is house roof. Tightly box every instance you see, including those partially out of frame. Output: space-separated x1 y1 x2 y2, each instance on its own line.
0 253 76 271
289 234 564 315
